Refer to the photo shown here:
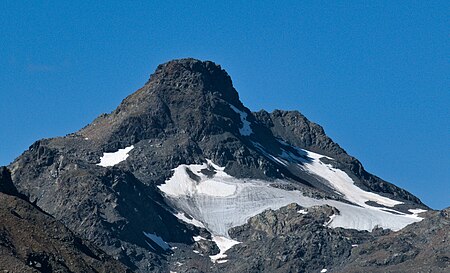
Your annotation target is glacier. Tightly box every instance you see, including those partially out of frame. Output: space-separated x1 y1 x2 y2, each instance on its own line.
157 151 425 262
158 157 424 235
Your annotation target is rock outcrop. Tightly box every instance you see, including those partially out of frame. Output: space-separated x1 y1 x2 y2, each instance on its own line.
0 167 130 273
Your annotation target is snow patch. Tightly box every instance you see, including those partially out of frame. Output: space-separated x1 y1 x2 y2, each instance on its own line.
320 269 328 273
209 236 241 263
298 209 308 215
409 208 427 215
158 160 236 197
97 145 134 167
229 105 253 136
174 212 205 228
324 214 336 227
193 236 207 242
143 232 171 251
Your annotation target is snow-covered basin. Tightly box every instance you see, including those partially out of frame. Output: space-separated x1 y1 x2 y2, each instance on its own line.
158 160 424 235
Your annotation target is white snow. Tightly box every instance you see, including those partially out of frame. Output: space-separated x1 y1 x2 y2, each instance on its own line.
174 212 205 228
279 147 403 208
193 236 207 242
209 236 241 263
324 214 336 227
409 208 427 215
320 269 328 273
143 232 171 251
191 235 240 263
326 199 423 231
158 158 236 197
197 180 237 196
158 160 236 197
298 209 308 215
159 160 423 235
229 105 253 136
97 145 134 167
270 146 427 230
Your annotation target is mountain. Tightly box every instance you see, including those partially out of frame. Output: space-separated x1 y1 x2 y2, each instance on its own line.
7 58 447 272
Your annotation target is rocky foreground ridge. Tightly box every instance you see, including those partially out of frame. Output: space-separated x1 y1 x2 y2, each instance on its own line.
0 167 130 273
3 59 448 272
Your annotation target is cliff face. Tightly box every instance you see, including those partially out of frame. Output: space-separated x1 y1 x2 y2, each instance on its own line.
0 167 130 273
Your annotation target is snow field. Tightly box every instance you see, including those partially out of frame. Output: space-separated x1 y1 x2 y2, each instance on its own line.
97 145 134 167
158 158 425 262
158 160 237 197
278 146 403 208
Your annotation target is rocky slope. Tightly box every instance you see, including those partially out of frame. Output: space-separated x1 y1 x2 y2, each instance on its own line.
222 204 373 273
7 58 444 272
333 208 449 273
254 109 423 204
0 167 130 273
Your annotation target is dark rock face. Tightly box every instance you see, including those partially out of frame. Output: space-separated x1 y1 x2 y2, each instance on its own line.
219 204 374 273
8 58 435 272
0 166 20 197
0 167 130 273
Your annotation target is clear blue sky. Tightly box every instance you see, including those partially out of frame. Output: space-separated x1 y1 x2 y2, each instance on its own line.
1 1 448 209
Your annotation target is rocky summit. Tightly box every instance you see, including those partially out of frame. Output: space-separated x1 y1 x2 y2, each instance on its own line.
4 58 448 273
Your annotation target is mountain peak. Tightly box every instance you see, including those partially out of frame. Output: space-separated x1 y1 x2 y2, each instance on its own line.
9 59 436 273
151 58 220 76
80 59 246 147
146 58 241 107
